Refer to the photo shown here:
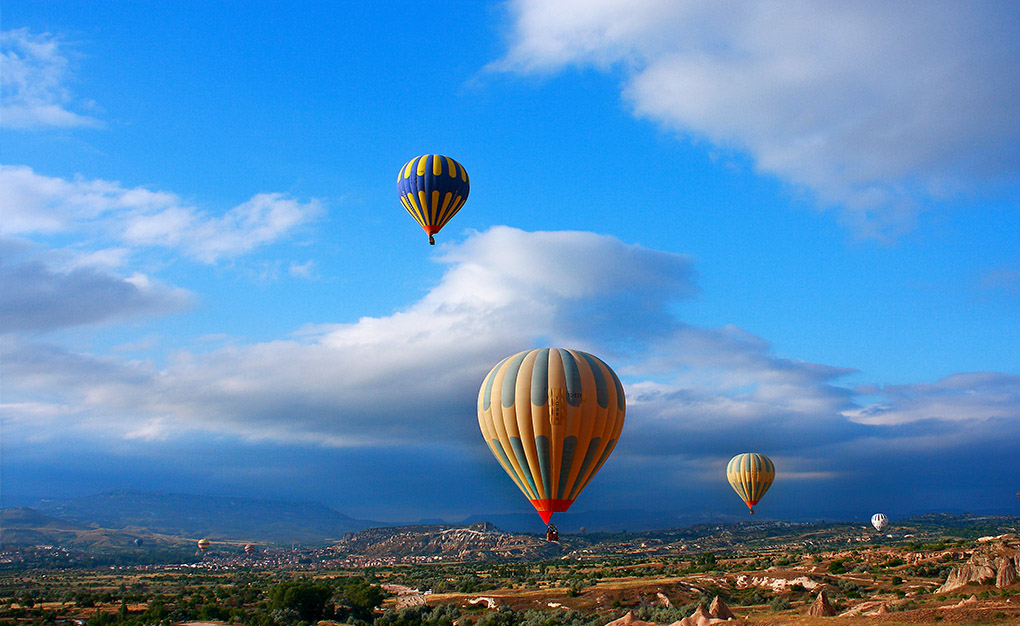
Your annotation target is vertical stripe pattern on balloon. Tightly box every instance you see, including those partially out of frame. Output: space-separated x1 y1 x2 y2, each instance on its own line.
478 348 625 524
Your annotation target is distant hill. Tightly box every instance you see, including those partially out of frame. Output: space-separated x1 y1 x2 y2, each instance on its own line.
0 507 157 550
333 521 562 561
31 490 385 545
2 507 89 531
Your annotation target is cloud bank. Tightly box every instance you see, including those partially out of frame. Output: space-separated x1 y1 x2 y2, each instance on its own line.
5 226 1016 452
3 226 1018 516
495 0 1020 238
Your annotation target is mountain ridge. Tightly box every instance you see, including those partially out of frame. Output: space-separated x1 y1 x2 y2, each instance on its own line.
28 489 385 545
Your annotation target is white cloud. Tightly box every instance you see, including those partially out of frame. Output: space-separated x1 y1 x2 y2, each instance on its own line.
846 373 1020 426
3 227 1018 516
1 227 697 446
0 28 101 129
495 0 1020 238
5 226 1016 463
0 165 322 262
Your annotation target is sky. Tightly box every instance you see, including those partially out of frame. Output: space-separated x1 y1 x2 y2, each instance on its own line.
2 1 1019 527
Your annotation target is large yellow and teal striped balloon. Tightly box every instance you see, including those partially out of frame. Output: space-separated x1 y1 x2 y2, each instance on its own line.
396 154 469 245
478 348 626 524
727 453 775 514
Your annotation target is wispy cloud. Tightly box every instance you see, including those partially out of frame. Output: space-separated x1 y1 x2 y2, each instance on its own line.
1 28 102 130
847 373 1020 426
0 165 322 262
494 1 1020 239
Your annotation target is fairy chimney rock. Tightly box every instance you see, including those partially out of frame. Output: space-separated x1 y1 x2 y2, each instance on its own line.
604 611 658 626
808 589 836 617
709 596 735 620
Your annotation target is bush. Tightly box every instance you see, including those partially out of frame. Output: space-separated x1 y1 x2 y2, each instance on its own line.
769 597 791 612
374 605 461 626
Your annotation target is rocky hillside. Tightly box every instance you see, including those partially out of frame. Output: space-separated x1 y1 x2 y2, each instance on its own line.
332 522 561 561
936 534 1020 592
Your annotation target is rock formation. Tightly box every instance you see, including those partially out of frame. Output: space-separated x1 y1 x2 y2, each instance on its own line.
604 611 658 626
708 596 735 620
997 556 1017 587
605 611 637 626
669 604 728 626
808 589 836 617
938 552 1010 592
656 592 673 608
868 603 889 615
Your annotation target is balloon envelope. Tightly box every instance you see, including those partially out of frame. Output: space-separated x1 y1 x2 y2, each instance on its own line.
244 543 256 555
872 513 889 533
197 538 210 552
396 154 469 244
727 453 775 514
477 348 626 524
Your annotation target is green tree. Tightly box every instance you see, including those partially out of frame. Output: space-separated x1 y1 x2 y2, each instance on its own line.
267 581 332 623
333 577 387 623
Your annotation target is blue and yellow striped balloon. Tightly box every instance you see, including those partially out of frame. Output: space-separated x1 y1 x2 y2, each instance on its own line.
727 452 775 514
478 348 626 525
396 154 470 245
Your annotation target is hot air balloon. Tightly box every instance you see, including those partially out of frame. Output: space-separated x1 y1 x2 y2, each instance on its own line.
726 453 775 514
396 154 469 245
477 348 626 526
871 513 889 533
197 538 210 553
133 538 143 547
244 543 256 555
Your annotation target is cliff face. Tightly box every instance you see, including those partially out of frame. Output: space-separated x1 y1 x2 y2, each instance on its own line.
332 522 560 561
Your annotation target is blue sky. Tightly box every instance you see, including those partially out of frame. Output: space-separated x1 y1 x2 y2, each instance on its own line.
2 1 1019 526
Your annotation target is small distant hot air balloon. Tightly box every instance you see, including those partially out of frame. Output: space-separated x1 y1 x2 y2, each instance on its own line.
478 348 626 527
244 543 256 555
871 513 889 533
727 453 775 514
134 538 143 547
396 154 470 245
197 538 210 553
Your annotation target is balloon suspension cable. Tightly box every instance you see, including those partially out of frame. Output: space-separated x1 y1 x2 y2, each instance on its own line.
429 235 435 245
